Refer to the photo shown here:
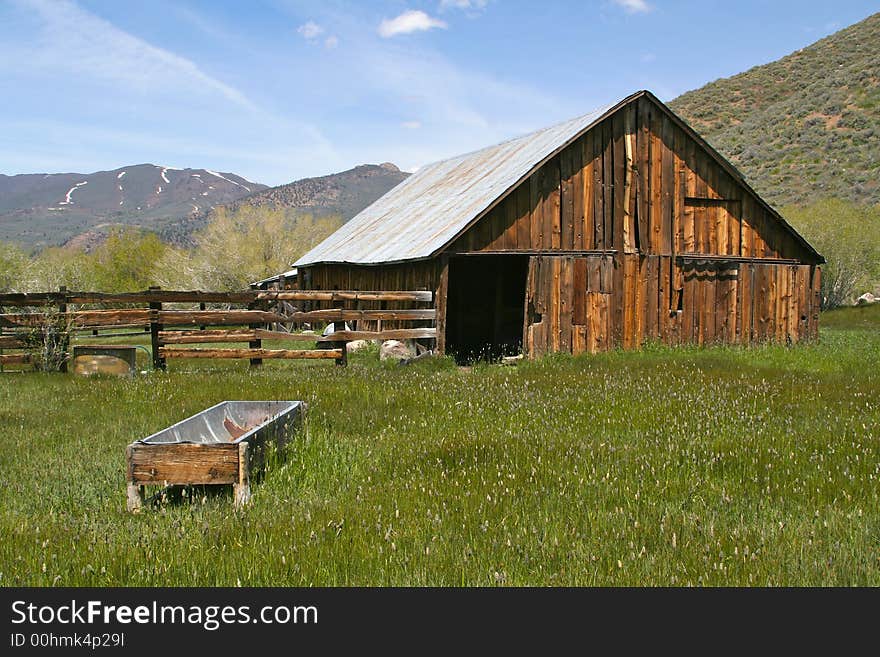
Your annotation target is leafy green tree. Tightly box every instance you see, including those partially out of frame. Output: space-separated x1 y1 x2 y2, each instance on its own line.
784 199 880 308
88 227 167 292
157 207 341 290
0 242 29 292
25 246 92 292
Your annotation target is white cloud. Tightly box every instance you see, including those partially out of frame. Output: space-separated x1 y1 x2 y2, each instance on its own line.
613 0 651 14
15 0 258 112
297 21 324 40
378 10 447 38
401 120 421 129
440 0 489 11
324 35 339 49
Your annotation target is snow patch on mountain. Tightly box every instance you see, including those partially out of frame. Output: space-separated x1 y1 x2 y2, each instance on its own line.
206 170 250 192
59 181 88 205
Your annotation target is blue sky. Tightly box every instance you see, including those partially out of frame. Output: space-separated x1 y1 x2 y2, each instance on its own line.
0 0 876 185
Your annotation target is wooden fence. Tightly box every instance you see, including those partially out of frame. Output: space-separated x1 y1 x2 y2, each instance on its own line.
0 288 435 371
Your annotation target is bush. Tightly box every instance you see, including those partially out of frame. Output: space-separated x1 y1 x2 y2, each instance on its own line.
783 199 880 308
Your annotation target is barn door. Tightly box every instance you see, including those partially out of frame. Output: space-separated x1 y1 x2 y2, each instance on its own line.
524 256 548 358
524 255 613 358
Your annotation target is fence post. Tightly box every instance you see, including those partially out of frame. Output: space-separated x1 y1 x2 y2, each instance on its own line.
199 301 206 331
58 285 68 373
247 302 262 368
149 286 166 371
333 321 348 367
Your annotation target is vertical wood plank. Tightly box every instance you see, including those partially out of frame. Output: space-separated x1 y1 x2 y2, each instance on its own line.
603 120 614 251
572 136 585 251
550 257 561 352
637 98 650 251
601 255 614 294
623 104 636 254
650 107 663 253
435 256 449 355
559 257 573 353
611 254 623 347
529 171 542 250
545 157 561 249
681 263 694 344
573 258 588 325
661 115 675 256
583 131 595 250
658 256 671 343
612 114 626 253
644 256 659 341
515 184 530 250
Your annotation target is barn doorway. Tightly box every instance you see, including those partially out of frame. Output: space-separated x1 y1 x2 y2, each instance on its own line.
445 255 529 363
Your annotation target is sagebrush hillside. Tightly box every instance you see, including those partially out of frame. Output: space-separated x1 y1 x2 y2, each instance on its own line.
670 12 880 207
221 162 409 221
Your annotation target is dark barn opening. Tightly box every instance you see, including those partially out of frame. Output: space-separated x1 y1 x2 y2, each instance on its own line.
445 255 529 363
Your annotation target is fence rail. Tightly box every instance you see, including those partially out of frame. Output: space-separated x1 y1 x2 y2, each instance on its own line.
0 289 433 306
0 287 435 371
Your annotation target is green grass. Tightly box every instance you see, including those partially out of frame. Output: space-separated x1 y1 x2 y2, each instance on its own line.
1 309 879 586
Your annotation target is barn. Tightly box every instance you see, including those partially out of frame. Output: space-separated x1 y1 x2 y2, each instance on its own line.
293 90 823 362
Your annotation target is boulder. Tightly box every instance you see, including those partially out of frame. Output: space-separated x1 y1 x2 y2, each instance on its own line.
856 293 877 306
346 339 370 353
380 339 416 362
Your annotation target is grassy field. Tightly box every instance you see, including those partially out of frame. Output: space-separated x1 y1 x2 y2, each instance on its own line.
1 306 878 586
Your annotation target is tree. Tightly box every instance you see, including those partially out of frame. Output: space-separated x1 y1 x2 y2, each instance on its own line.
0 242 29 292
88 227 167 292
783 199 880 308
24 246 91 292
157 207 342 290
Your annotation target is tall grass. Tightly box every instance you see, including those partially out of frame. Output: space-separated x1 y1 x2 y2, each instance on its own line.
0 309 878 586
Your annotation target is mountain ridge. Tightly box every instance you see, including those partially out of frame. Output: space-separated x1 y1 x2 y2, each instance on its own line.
0 163 267 248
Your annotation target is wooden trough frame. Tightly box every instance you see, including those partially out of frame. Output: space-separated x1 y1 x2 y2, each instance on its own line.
125 400 304 512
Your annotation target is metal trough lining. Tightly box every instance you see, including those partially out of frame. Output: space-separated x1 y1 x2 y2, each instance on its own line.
138 400 301 445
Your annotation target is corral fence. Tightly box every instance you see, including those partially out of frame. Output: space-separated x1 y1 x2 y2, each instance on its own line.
0 287 436 371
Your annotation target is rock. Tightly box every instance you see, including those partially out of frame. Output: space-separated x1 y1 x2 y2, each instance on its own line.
346 339 370 353
380 339 416 362
399 350 434 366
501 354 524 366
856 293 877 305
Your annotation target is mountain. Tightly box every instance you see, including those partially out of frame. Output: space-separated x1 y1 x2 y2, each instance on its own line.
219 162 410 221
669 12 880 208
0 164 267 248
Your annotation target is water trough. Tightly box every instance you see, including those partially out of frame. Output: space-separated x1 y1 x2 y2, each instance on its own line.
125 400 304 511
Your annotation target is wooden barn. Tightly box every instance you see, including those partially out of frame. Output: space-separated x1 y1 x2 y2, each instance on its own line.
293 90 823 361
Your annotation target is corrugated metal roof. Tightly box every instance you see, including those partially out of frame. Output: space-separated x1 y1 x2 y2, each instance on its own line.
294 97 625 267
252 268 297 287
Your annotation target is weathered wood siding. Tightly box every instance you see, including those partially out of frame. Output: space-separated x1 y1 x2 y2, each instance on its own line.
524 254 820 356
300 260 442 332
304 260 441 293
448 97 818 264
